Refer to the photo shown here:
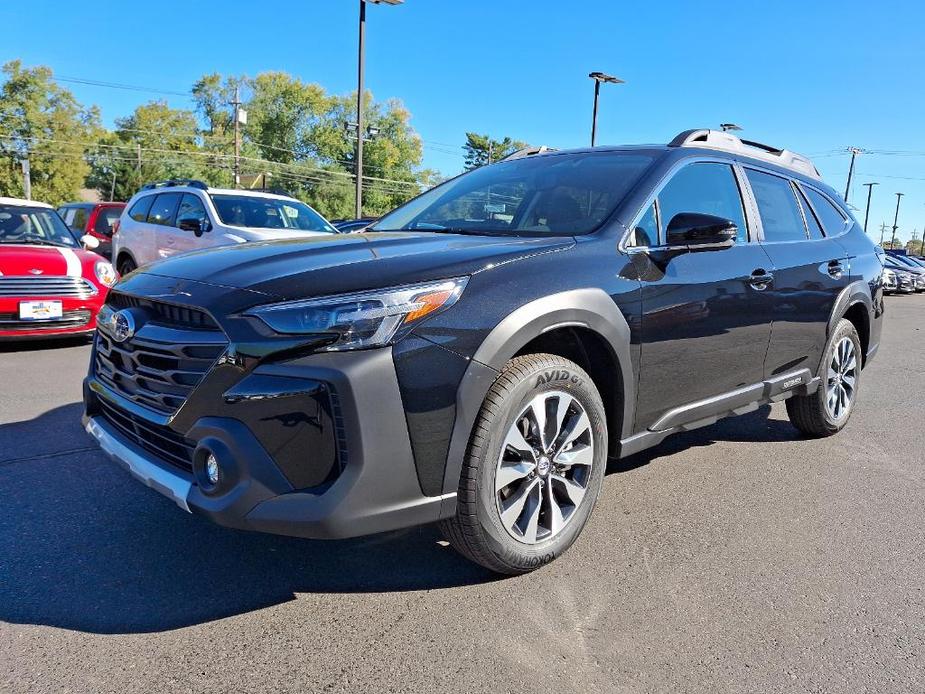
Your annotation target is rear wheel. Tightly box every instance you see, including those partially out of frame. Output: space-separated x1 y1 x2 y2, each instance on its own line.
786 318 861 437
441 354 608 574
117 256 136 276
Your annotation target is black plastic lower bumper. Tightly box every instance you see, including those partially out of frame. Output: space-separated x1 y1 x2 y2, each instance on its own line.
83 346 456 539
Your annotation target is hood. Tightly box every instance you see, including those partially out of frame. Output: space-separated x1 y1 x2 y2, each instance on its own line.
139 231 573 299
0 244 103 277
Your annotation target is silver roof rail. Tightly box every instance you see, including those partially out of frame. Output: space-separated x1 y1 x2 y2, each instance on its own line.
668 129 822 180
499 145 556 162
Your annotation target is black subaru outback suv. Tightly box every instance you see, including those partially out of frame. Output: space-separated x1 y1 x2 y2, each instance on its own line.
84 129 885 574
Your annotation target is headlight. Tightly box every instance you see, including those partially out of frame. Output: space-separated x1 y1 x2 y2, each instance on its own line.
94 261 117 287
246 277 468 350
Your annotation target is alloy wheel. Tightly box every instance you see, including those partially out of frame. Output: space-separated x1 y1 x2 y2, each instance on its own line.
825 336 857 421
494 390 594 544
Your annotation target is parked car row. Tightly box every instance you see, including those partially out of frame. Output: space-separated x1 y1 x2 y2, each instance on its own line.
80 128 889 574
882 252 925 293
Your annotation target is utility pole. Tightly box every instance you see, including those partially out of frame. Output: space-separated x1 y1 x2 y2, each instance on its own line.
844 147 862 202
355 0 367 217
110 168 117 202
890 192 904 250
232 86 242 189
487 140 493 166
20 159 31 200
861 182 878 234
879 222 888 246
136 143 141 169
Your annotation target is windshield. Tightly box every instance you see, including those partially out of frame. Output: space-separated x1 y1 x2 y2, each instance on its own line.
372 151 657 236
0 205 80 247
209 194 337 233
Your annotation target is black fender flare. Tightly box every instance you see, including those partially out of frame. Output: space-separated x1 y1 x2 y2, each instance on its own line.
827 279 873 362
439 288 635 500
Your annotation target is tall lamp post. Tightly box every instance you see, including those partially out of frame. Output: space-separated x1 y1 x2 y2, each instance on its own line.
861 182 878 234
890 192 904 250
589 72 624 147
355 0 402 219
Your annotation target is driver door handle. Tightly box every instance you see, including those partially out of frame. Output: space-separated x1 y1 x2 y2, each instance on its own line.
749 268 774 291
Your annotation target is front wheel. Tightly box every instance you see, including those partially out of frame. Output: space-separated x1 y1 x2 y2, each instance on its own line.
786 318 862 437
441 354 608 574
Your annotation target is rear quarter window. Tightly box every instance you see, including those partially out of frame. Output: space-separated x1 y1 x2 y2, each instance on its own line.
802 186 848 237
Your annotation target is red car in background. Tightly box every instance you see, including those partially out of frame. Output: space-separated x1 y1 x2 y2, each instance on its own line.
57 201 125 260
0 197 117 340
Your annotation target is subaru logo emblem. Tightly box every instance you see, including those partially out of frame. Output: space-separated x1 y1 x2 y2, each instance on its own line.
111 309 136 343
29 268 43 275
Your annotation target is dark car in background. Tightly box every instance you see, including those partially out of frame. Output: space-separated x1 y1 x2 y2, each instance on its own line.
58 202 125 260
83 128 884 574
883 255 925 292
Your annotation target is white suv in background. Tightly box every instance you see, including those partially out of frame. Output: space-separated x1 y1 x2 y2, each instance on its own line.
113 180 339 274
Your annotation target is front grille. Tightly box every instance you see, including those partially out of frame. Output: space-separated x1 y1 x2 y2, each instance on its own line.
0 309 92 330
0 276 97 298
108 292 218 330
94 296 227 415
98 398 195 473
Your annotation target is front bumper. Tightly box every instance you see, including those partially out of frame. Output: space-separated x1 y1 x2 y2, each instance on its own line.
0 295 102 339
83 346 457 539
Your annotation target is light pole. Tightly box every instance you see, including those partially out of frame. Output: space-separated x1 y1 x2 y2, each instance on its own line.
844 147 862 202
720 123 742 133
355 0 402 219
861 182 878 234
890 192 904 250
589 72 624 147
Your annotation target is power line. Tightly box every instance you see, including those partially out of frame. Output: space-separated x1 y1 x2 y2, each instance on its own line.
52 75 192 98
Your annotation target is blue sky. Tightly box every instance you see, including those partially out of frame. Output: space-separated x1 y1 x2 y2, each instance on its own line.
4 0 925 244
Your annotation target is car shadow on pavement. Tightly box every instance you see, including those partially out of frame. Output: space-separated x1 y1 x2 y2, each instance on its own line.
0 335 92 353
1 403 799 635
0 403 498 635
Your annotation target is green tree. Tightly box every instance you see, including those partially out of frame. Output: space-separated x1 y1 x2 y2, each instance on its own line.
88 100 224 200
0 60 101 205
463 133 527 170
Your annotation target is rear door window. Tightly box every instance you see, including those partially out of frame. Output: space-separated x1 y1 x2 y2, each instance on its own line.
128 196 155 222
744 169 808 242
802 186 848 237
147 193 182 227
795 189 825 239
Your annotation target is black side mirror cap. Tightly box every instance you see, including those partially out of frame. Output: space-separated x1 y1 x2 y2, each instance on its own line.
666 212 737 249
178 218 210 236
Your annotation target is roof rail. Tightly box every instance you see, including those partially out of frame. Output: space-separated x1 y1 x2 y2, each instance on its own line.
668 129 821 180
499 145 557 162
140 179 209 191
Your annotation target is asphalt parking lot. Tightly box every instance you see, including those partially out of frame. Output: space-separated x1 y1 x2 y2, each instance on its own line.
1 296 923 694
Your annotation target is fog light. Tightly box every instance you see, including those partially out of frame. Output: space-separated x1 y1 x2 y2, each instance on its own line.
206 453 220 485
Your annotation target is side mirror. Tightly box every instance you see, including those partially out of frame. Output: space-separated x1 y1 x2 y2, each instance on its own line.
178 218 209 236
80 234 101 250
666 213 737 249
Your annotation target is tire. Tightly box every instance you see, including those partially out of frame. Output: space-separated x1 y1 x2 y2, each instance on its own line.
441 354 608 574
786 318 862 437
117 256 136 276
